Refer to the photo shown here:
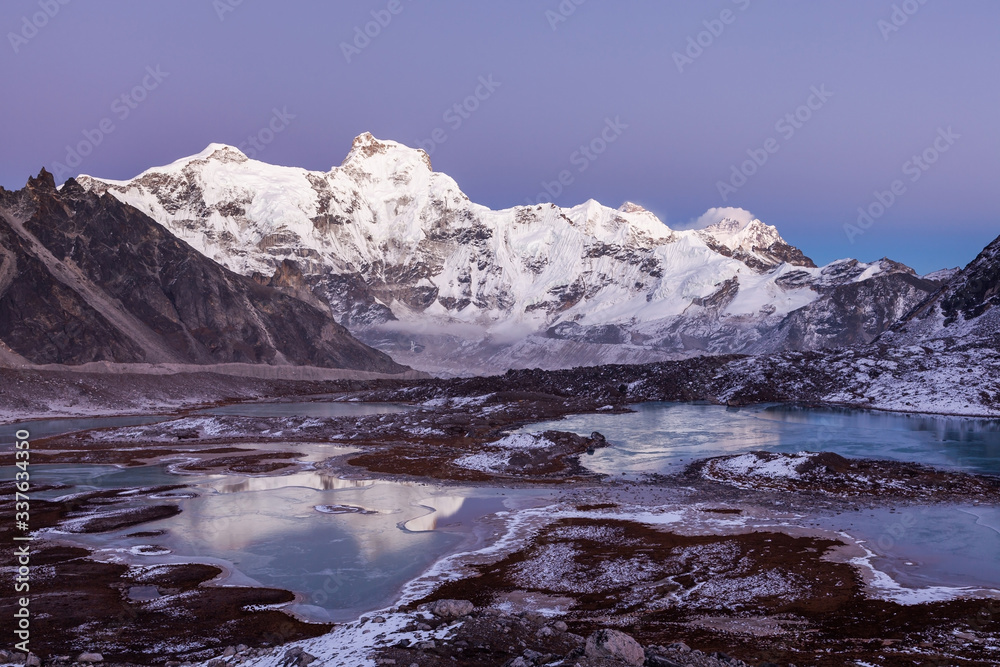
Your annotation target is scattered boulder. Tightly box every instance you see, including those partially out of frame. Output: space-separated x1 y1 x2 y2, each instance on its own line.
646 653 686 667
584 629 645 665
429 598 475 619
76 654 104 664
279 647 316 667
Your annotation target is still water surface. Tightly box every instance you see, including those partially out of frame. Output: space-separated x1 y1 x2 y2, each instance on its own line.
31 461 531 622
8 402 1000 619
521 402 1000 476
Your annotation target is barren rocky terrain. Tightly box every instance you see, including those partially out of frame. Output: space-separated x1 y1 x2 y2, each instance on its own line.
3 381 999 666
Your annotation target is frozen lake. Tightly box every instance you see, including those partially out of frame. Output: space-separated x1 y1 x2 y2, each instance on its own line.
30 460 544 622
8 401 1000 621
520 402 1000 476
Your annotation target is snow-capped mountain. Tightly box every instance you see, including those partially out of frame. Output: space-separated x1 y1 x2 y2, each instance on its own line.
76 133 939 374
0 169 407 373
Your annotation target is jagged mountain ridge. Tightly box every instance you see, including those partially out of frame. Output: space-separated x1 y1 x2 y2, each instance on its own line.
882 232 1000 348
76 134 940 374
0 170 408 373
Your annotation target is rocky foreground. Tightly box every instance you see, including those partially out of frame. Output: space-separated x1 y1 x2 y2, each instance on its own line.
2 382 999 667
0 603 768 667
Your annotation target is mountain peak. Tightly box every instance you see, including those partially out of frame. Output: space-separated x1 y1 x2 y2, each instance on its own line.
27 168 57 193
691 208 815 269
0 171 410 372
342 133 433 172
700 214 781 248
195 143 248 162
691 206 756 229
704 216 755 233
691 208 790 251
618 201 648 214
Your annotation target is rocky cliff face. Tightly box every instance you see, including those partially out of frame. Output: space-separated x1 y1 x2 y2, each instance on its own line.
881 232 1000 349
76 134 939 374
747 266 938 352
0 170 408 373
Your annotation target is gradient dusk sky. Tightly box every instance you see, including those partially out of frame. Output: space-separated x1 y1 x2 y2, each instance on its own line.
2 0 998 274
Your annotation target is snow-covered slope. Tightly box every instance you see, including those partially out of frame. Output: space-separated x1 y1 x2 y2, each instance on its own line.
76 134 937 374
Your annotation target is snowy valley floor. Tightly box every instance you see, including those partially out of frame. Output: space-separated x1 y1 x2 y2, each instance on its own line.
2 359 1000 666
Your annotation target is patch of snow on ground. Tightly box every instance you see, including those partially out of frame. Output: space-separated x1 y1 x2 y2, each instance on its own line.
90 416 235 441
490 432 554 449
453 451 512 473
711 451 811 479
422 393 494 409
511 542 582 592
453 433 555 472
210 610 458 667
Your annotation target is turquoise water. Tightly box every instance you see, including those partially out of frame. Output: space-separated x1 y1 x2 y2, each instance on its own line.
519 402 1000 476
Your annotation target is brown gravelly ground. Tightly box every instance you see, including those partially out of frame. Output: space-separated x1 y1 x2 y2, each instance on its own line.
410 517 1000 666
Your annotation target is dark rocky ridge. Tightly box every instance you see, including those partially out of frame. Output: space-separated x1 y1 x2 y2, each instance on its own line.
889 230 1000 341
938 235 1000 325
0 170 408 372
699 234 817 272
752 270 938 351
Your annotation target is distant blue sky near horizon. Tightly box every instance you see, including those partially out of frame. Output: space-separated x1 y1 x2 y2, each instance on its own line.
2 1 998 274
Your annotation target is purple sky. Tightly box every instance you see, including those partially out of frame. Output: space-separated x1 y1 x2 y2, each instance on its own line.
3 0 998 274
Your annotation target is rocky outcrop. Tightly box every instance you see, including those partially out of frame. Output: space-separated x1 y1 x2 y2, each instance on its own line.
891 233 1000 335
697 216 817 271
0 171 408 373
750 269 938 352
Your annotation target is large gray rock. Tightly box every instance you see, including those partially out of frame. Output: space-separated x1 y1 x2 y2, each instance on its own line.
429 598 474 619
76 654 104 664
584 629 645 665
